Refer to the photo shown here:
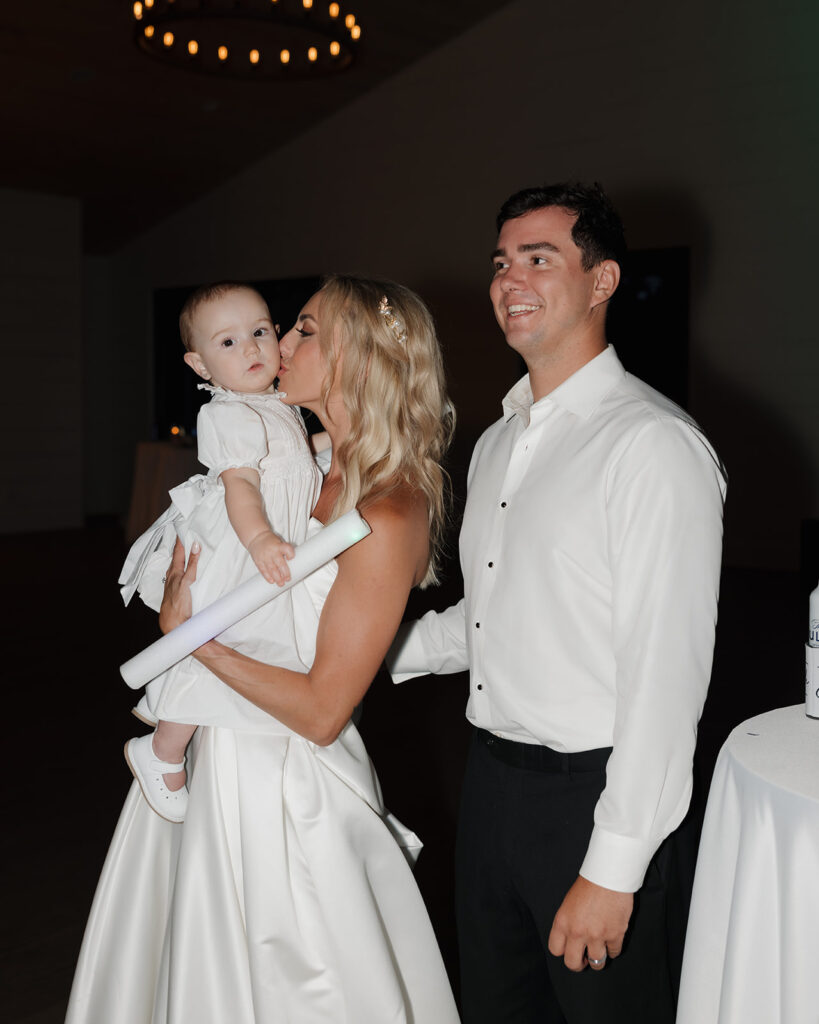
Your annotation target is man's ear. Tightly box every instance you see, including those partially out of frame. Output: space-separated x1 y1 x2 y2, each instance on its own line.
184 350 210 381
591 260 621 309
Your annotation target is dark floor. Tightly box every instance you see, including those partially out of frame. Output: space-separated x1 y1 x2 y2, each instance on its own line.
0 522 808 1023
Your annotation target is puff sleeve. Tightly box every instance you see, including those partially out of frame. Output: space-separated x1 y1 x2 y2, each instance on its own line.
196 399 268 475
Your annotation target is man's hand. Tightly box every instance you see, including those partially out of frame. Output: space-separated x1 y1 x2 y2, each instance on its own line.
548 876 634 972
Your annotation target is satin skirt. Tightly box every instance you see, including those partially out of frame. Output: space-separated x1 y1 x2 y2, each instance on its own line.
66 724 460 1023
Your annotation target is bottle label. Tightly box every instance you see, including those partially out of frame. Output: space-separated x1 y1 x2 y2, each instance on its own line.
811 618 819 646
806 644 819 719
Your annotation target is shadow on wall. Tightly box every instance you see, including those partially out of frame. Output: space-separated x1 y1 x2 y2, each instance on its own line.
696 357 815 571
617 185 815 571
420 279 519 441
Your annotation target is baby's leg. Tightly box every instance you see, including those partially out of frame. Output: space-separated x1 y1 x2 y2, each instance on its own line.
153 720 197 791
124 720 195 822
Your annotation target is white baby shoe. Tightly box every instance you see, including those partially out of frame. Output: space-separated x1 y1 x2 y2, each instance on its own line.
124 733 188 823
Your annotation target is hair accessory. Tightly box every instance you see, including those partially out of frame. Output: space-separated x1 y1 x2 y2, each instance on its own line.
378 295 407 346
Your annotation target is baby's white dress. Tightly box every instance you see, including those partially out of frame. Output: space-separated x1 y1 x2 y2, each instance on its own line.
66 391 460 1022
119 385 322 728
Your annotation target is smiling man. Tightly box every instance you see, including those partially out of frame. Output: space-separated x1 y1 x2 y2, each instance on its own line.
389 183 727 1023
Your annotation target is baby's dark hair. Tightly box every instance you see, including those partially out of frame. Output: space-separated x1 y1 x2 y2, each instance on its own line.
179 282 268 351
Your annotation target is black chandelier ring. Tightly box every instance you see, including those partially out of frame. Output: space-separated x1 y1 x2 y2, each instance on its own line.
132 0 362 80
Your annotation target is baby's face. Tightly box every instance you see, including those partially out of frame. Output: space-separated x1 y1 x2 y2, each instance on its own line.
184 289 280 393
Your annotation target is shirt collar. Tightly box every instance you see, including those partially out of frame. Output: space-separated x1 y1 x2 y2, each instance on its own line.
502 345 626 425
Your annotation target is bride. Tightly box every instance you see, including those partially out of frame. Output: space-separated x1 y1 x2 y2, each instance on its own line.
66 275 460 1023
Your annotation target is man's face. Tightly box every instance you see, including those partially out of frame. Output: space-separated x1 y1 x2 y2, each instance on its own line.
489 206 600 364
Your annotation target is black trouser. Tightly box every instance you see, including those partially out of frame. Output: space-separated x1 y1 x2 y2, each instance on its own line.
455 729 691 1024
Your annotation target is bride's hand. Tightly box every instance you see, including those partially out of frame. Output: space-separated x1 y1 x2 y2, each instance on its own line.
158 539 200 634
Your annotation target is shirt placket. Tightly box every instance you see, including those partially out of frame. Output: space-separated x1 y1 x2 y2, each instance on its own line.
469 403 552 705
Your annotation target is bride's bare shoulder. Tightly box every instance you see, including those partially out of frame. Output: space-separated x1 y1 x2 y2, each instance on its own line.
347 484 429 584
360 482 428 533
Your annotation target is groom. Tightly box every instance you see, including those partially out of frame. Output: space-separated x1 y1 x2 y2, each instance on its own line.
389 182 726 1023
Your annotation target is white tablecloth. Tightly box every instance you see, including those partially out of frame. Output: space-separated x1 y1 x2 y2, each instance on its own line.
677 704 819 1024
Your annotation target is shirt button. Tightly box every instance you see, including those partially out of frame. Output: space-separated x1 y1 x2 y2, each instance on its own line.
476 684 483 691
500 501 507 508
475 622 480 629
488 561 494 568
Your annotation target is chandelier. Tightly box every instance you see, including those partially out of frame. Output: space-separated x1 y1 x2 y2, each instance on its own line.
131 0 363 80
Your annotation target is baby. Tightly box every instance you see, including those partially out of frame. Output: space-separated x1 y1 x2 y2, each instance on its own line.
120 282 325 821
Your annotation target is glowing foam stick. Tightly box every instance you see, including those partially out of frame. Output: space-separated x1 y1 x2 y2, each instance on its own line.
120 509 370 689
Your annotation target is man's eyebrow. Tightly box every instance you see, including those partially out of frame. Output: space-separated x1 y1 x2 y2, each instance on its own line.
490 241 561 261
519 241 560 254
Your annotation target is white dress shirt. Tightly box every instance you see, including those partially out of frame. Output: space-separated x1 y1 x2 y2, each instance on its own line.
389 346 727 892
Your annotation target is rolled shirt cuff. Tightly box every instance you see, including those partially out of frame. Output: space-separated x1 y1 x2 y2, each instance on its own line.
386 611 470 684
386 621 434 684
579 825 658 893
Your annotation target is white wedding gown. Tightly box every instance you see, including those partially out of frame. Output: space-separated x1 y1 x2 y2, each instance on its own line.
66 523 460 1023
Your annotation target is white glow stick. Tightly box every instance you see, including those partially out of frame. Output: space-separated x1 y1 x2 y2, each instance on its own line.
120 509 370 689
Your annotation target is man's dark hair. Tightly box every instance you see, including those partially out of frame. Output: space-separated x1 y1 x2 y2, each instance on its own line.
496 182 626 271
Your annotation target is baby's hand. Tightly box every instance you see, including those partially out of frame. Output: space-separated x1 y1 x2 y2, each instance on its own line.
247 531 295 586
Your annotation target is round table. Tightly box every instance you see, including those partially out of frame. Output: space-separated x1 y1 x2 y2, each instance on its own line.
677 704 819 1024
126 441 201 542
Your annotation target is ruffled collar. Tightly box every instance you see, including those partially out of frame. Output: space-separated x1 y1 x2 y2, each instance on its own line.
197 383 282 403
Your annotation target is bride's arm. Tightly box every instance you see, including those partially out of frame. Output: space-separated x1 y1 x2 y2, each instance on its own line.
160 490 429 746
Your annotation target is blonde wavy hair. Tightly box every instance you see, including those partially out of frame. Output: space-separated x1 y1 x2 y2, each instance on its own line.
316 275 454 588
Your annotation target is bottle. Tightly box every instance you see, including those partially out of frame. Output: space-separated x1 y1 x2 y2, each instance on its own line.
806 579 819 718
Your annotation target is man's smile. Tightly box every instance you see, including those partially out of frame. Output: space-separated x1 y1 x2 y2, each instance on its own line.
506 303 541 317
